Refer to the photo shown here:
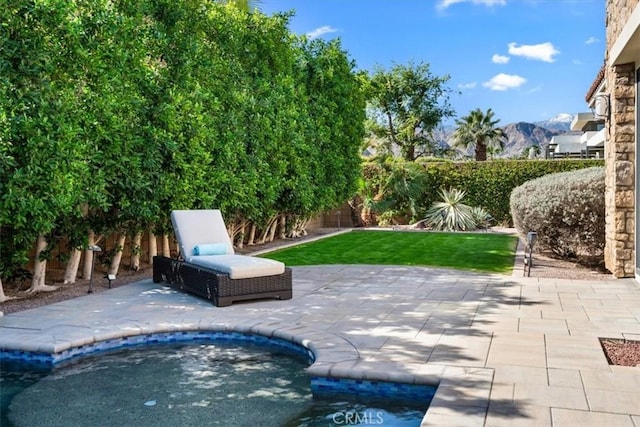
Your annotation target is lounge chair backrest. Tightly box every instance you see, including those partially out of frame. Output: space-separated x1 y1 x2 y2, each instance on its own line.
171 210 235 258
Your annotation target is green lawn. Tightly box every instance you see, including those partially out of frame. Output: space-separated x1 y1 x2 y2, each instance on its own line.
262 230 518 273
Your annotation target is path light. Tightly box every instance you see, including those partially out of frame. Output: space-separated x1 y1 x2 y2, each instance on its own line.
106 274 116 289
527 231 537 248
87 245 102 294
523 231 537 277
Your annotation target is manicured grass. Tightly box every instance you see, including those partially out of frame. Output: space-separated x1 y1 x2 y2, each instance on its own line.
262 230 518 273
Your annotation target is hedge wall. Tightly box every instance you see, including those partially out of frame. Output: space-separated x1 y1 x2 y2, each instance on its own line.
363 159 605 225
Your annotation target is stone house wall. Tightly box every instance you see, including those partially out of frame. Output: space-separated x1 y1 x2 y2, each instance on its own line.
604 0 639 277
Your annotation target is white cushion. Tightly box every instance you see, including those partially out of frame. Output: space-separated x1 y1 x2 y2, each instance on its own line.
187 254 285 280
171 210 234 258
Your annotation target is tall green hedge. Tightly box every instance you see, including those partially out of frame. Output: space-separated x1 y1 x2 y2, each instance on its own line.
363 159 604 225
0 1 365 279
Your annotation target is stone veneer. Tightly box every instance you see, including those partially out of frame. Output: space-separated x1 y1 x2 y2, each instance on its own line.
604 0 639 277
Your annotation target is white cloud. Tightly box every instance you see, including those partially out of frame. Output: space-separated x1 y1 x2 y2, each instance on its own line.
458 82 477 89
507 42 559 62
492 54 510 64
437 0 506 10
306 25 339 40
482 73 527 91
585 36 599 45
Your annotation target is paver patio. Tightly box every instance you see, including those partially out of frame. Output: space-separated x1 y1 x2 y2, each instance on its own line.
1 247 640 426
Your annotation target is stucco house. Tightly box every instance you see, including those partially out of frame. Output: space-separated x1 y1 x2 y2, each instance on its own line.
601 0 640 278
545 134 581 158
545 90 605 159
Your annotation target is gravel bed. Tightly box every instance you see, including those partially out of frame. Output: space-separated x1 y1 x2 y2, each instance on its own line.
600 339 640 367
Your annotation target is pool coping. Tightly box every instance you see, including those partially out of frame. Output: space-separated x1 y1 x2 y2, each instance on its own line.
0 316 492 425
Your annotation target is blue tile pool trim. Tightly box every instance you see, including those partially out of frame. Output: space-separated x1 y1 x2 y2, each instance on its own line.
0 331 314 366
311 376 436 403
0 330 436 405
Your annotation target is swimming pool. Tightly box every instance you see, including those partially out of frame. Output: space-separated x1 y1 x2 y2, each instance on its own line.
1 333 434 426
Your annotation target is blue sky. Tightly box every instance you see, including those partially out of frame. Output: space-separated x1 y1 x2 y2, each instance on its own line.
260 0 606 126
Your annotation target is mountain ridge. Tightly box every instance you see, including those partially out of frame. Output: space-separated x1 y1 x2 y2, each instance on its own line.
435 113 573 158
501 113 573 157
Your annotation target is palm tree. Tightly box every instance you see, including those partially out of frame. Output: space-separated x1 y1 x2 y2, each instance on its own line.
451 108 507 161
528 144 541 159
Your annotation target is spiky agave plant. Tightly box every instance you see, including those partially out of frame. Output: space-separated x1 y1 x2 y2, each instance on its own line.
424 188 477 231
470 206 493 230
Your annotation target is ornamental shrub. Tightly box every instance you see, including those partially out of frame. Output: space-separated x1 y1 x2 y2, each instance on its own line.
424 188 476 231
361 159 604 227
510 167 605 266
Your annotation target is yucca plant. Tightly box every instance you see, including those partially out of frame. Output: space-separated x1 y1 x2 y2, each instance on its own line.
424 188 476 231
470 206 493 230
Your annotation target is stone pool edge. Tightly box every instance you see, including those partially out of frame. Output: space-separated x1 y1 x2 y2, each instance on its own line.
0 320 493 426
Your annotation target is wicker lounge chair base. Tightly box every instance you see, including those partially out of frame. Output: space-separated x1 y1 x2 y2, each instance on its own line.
152 255 293 307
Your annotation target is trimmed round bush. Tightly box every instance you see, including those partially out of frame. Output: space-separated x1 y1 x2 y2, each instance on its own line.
510 167 605 266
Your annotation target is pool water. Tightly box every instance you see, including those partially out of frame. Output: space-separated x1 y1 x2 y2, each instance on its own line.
1 342 428 426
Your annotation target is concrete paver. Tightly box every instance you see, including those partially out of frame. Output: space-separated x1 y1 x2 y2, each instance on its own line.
551 408 636 427
1 248 640 426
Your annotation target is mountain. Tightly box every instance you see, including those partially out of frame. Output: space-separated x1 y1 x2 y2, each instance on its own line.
500 122 563 158
534 113 574 133
433 122 568 158
432 120 564 158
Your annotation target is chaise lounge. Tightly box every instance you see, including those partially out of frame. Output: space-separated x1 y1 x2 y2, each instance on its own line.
153 209 292 306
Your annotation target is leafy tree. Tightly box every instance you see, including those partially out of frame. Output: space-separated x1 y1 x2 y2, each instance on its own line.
0 62 16 300
0 0 367 292
221 0 261 12
363 62 455 161
294 38 366 216
0 0 106 293
451 108 507 161
373 159 427 224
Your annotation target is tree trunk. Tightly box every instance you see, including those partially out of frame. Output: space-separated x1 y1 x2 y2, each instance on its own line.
162 234 171 257
349 196 364 227
64 203 88 283
267 215 279 243
475 142 487 161
148 231 157 263
236 222 245 249
287 217 309 238
130 232 142 271
63 248 82 284
360 203 377 226
257 216 278 244
83 231 96 279
226 221 236 246
246 223 256 246
0 277 16 303
404 145 416 161
278 215 287 240
108 233 127 276
27 234 58 294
